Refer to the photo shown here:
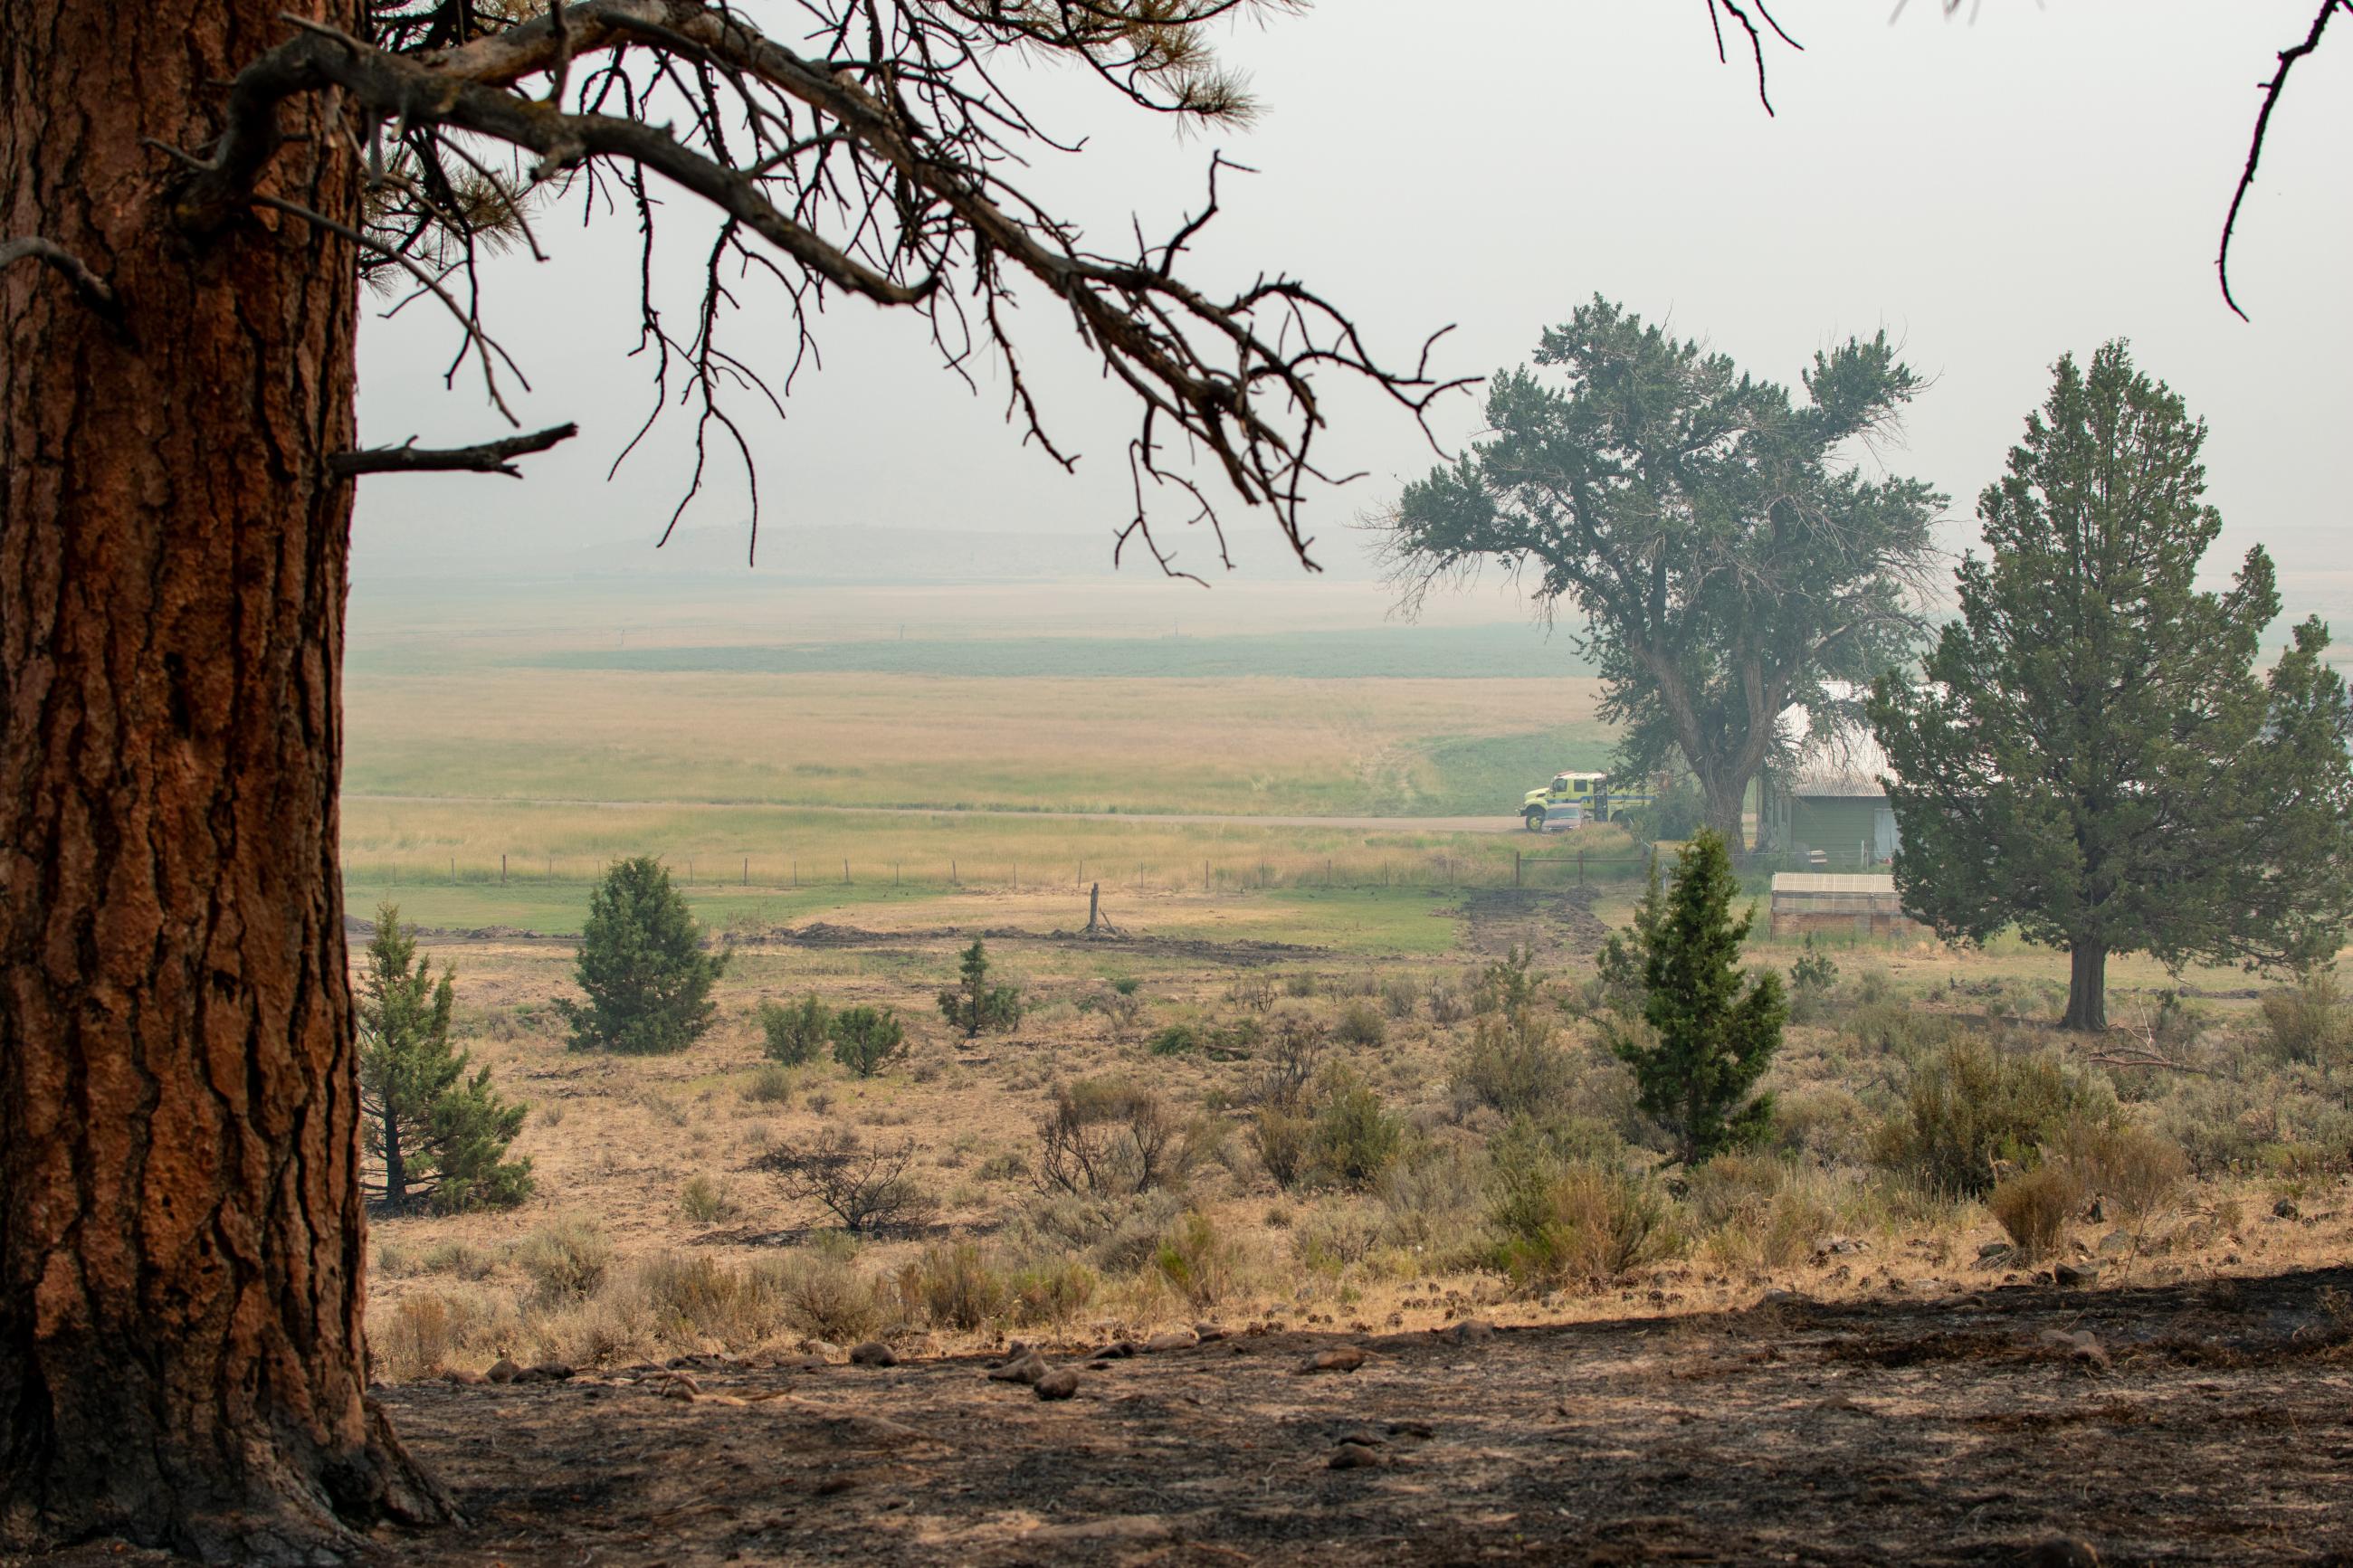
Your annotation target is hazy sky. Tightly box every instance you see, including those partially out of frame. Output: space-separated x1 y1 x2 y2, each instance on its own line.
352 1 2353 599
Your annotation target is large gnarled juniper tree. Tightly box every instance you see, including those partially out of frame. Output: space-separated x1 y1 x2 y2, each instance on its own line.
1382 297 1943 846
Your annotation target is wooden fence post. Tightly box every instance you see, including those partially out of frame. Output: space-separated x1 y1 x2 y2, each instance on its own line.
1514 850 1522 888
500 853 506 886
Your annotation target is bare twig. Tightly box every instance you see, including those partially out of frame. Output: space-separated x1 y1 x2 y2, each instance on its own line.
181 5 1498 571
0 236 120 317
329 422 579 478
2218 0 2348 319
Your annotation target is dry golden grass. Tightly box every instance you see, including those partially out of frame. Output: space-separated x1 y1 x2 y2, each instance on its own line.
363 917 2342 1383
345 669 1605 816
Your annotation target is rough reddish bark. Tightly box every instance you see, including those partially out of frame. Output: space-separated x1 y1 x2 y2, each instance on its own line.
1 1 448 1557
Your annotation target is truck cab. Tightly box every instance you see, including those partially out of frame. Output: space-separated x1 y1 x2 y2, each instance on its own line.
1521 771 1649 830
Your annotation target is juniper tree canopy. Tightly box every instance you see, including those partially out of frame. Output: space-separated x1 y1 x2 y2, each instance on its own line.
1382 298 1943 846
1869 341 2353 1032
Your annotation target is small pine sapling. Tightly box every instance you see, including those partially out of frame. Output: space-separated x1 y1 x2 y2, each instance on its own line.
759 994 832 1065
830 1005 908 1078
938 938 1024 1039
357 905 533 1213
1605 831 1786 1166
1787 935 1841 1023
558 855 729 1055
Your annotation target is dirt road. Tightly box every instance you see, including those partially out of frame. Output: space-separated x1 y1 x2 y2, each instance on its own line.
353 1265 2353 1566
344 792 1529 835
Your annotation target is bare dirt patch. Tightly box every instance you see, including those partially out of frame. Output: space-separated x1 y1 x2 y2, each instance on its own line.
1460 887 1611 960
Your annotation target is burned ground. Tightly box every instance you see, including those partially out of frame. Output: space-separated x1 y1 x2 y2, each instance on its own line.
341 1266 2353 1566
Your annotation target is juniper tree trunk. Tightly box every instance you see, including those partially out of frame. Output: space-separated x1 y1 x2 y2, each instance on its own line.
0 0 448 1556
2064 942 2110 1033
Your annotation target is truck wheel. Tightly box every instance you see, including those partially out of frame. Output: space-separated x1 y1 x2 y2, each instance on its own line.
1523 808 1546 832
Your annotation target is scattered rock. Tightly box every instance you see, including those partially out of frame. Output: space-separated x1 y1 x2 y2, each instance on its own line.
439 1367 485 1387
1815 1235 1869 1257
1193 1322 1229 1344
2022 1538 2101 1567
2275 1198 2301 1221
988 1353 1048 1385
1297 1347 1368 1374
1329 1441 1386 1470
485 1357 524 1385
1095 1340 1138 1359
2054 1261 2101 1289
1977 1240 2014 1261
805 1340 843 1360
2097 1231 2134 1256
1334 1427 1386 1448
1145 1329 1199 1353
1035 1367 1081 1401
1386 1420 1434 1440
1758 1288 1805 1308
1441 1318 1493 1345
849 1341 899 1367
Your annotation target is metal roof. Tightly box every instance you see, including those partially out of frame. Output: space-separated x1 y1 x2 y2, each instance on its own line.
1770 873 1899 894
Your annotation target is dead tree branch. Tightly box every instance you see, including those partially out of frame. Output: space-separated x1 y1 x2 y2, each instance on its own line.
0 236 119 317
163 3 1476 571
329 421 579 478
2218 0 2348 319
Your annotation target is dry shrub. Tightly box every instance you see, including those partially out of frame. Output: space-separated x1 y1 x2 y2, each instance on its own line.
1035 1078 1195 1196
634 1253 792 1345
2051 1119 2188 1227
376 1295 456 1381
902 1242 1009 1331
518 1217 612 1303
743 1063 795 1105
1252 1012 1327 1107
1491 1162 1680 1291
414 1240 498 1280
1225 971 1279 1012
680 1174 734 1224
1872 1038 2110 1197
1016 1190 1185 1275
2261 970 2353 1065
372 1287 519 1383
1376 1140 1484 1253
775 1241 892 1344
1308 1068 1404 1188
1456 1008 1577 1118
1332 1000 1387 1050
1987 1164 2082 1262
1426 982 1470 1026
1381 974 1424 1021
1250 1104 1314 1190
1686 1155 1835 1271
1293 1202 1385 1275
1008 1259 1098 1326
754 1125 934 1233
1153 1211 1242 1309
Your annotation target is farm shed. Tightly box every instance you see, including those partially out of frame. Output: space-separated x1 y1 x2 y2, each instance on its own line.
1768 873 1921 940
1766 759 1898 870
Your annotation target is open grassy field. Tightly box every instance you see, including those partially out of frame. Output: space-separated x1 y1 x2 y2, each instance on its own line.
343 670 1612 818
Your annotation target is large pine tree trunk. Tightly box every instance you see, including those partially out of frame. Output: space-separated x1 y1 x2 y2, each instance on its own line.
1 1 449 1556
2063 942 2110 1032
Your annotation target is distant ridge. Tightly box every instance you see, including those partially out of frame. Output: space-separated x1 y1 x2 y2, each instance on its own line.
355 520 1377 584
